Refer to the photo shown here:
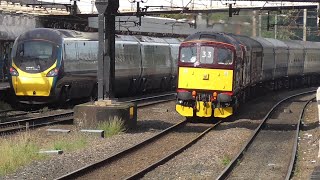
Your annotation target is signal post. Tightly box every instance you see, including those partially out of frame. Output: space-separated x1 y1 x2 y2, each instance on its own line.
73 0 137 129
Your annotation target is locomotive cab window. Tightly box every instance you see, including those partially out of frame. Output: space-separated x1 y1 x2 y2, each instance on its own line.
217 48 233 65
180 46 197 63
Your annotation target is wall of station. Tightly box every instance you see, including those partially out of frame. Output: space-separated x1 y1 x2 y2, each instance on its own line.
0 13 36 41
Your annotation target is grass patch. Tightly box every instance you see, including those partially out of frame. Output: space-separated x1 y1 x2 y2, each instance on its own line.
39 107 49 113
52 135 87 151
0 101 11 111
97 116 126 137
0 134 43 176
222 155 232 166
0 131 90 176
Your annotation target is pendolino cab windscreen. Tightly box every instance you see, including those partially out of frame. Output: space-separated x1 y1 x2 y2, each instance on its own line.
12 40 58 74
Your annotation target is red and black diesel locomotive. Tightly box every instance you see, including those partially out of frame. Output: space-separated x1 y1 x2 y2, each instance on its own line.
176 32 320 119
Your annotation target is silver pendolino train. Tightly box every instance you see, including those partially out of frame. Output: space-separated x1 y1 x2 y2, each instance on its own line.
9 28 180 104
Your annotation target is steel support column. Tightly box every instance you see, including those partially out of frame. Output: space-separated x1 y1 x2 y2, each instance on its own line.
104 9 116 98
97 13 104 100
95 0 119 100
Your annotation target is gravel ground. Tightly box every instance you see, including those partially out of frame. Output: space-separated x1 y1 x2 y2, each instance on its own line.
227 95 313 180
80 123 214 180
2 102 184 180
1 88 317 180
292 100 320 179
142 89 316 179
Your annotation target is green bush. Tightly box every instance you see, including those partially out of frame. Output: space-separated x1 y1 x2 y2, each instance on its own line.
97 116 126 137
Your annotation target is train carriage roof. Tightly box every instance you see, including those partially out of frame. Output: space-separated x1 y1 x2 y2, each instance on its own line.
265 38 288 49
115 35 140 43
293 40 320 50
58 29 98 40
282 40 304 49
16 28 182 47
230 35 262 51
136 36 168 43
162 38 181 44
251 37 274 49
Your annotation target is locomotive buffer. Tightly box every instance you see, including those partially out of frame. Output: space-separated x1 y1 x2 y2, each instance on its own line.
74 0 137 129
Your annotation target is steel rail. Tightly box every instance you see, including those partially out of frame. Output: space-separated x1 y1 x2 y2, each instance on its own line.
216 90 316 180
123 92 176 103
57 119 220 179
285 97 315 180
0 111 74 135
0 109 50 120
0 109 13 114
125 121 221 180
57 119 188 179
0 93 175 135
123 92 176 107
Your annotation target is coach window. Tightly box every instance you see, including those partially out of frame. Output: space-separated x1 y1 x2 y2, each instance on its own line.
180 46 197 63
200 46 214 64
218 48 233 65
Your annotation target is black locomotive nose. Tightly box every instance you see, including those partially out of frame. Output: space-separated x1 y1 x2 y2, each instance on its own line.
33 91 36 95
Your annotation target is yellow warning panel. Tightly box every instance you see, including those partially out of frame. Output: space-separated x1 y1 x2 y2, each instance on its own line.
11 62 56 96
214 107 233 118
176 104 194 117
196 101 212 117
130 106 134 119
178 67 233 91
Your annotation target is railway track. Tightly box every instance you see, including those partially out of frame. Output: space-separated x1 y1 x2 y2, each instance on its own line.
0 109 54 123
0 111 73 135
57 119 221 179
0 93 175 135
122 92 176 107
216 90 316 180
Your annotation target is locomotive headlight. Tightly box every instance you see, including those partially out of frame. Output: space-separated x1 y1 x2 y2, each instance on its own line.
192 91 197 97
9 67 19 76
46 68 59 77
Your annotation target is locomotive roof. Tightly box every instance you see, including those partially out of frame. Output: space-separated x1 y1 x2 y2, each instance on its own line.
184 32 242 51
185 32 234 44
